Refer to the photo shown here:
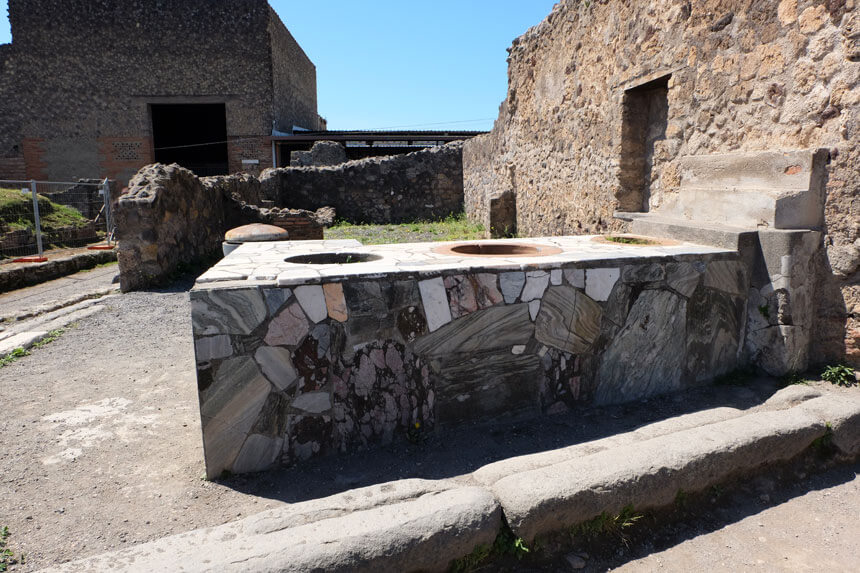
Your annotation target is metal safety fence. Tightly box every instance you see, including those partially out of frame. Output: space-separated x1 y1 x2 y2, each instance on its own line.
0 179 114 263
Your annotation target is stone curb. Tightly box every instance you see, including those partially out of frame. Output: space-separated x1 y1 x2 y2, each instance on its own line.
0 298 110 357
491 390 860 542
36 388 860 572
0 250 117 294
40 480 502 573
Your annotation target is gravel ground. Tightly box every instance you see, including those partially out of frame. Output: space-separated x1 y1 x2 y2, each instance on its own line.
0 279 857 571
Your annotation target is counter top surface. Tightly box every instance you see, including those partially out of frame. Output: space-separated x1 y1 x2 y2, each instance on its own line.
192 236 735 289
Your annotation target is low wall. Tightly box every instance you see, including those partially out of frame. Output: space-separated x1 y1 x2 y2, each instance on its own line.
263 141 464 223
115 164 331 292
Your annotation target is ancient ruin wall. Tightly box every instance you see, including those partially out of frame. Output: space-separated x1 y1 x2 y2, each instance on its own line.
115 164 330 292
464 0 859 365
263 142 465 223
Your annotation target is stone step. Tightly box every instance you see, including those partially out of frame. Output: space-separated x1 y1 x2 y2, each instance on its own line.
648 149 828 229
615 211 758 251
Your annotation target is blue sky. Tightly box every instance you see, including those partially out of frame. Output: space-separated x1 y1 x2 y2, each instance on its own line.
0 0 557 131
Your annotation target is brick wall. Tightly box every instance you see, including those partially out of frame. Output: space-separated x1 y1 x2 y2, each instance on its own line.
0 0 319 186
227 136 273 176
0 157 26 181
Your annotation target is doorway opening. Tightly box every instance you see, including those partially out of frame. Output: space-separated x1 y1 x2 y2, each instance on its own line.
618 75 670 212
151 103 228 176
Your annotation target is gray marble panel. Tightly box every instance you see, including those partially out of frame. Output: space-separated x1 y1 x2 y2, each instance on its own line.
192 288 268 336
685 287 744 383
434 350 543 426
594 290 687 405
413 303 533 357
703 260 746 296
535 286 602 354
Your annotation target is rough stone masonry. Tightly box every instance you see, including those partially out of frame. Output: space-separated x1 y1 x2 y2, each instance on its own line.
464 0 859 366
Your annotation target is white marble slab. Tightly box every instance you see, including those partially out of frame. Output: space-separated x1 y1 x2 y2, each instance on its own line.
192 235 735 291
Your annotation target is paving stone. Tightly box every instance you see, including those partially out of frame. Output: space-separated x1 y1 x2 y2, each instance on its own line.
564 268 585 289
264 302 310 347
550 269 563 285
585 268 620 302
293 391 332 414
521 270 550 302
45 480 501 573
323 282 349 322
294 285 328 323
254 346 298 391
499 271 526 303
418 277 452 332
194 334 233 363
492 408 827 542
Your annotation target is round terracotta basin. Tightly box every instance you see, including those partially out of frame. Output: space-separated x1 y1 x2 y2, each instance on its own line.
433 242 563 257
225 223 288 242
284 252 382 265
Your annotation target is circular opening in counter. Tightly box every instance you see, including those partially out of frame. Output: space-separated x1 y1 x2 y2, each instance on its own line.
284 252 382 265
593 234 678 246
433 242 563 257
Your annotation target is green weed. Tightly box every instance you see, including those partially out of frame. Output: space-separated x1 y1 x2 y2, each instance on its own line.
448 522 529 572
570 505 643 546
0 328 66 368
0 526 24 571
821 364 856 387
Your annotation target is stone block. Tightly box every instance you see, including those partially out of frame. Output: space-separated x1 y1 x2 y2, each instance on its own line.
493 409 826 542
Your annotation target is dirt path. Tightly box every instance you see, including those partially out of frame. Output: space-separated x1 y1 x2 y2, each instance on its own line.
0 282 857 571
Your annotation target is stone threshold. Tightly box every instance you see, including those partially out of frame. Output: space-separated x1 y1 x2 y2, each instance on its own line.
42 385 860 572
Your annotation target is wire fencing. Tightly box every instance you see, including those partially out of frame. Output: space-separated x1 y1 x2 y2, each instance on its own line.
0 179 114 263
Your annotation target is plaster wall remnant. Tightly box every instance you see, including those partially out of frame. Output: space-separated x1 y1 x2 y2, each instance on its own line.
0 0 324 185
464 0 859 367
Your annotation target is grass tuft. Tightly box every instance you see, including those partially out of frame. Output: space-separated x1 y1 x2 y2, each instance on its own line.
325 212 485 245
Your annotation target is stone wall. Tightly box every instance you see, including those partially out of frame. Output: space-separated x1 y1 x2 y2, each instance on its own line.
464 0 859 366
0 0 321 184
290 141 348 167
115 164 331 291
263 142 465 223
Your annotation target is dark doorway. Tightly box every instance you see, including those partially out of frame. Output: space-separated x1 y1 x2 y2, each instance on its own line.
151 103 229 176
618 75 669 212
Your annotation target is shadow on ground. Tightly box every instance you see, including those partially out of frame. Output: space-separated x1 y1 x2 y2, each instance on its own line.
222 376 793 505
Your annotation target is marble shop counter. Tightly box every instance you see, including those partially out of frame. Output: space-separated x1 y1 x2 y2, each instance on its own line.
190 236 747 478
